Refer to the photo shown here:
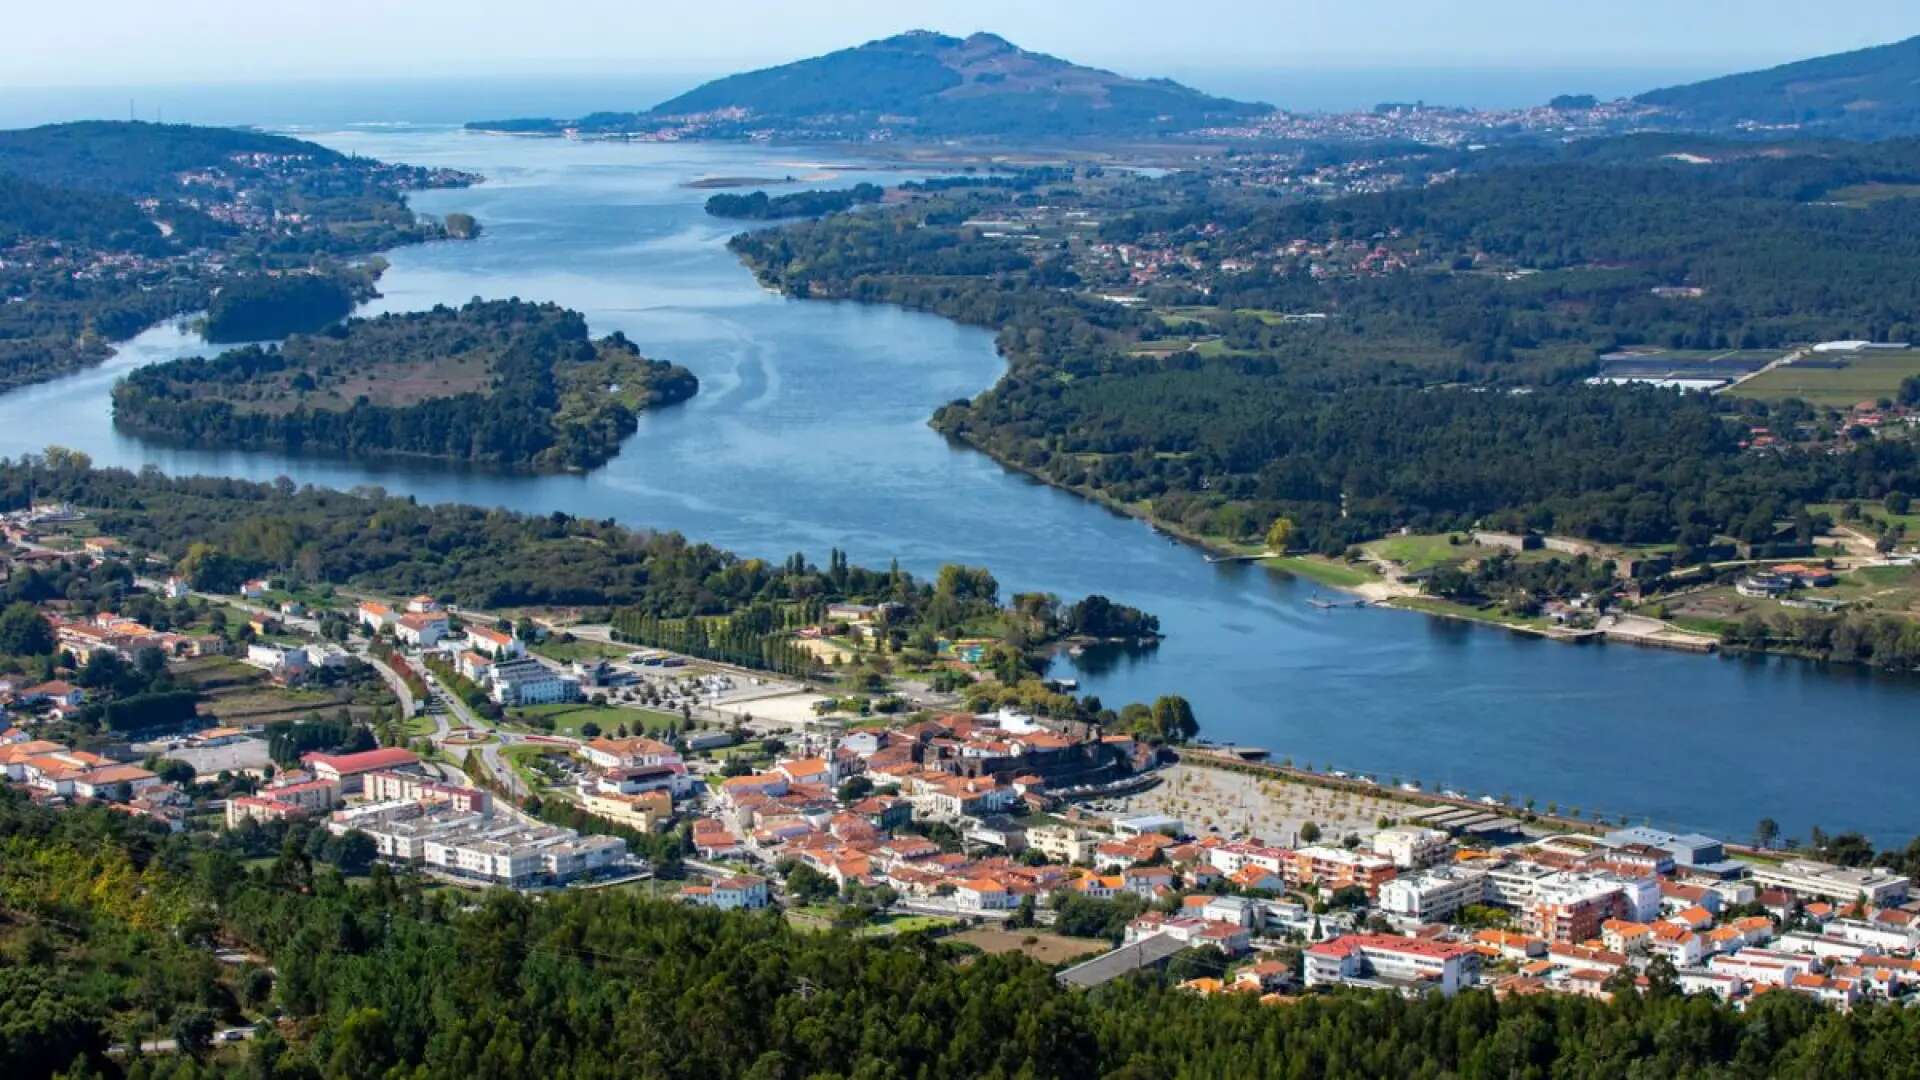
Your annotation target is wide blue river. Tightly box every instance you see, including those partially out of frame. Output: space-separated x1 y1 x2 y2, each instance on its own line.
3 127 1914 843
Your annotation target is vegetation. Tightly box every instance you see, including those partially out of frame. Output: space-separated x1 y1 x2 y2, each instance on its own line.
1637 34 1920 137
705 183 882 220
112 299 698 470
202 272 356 342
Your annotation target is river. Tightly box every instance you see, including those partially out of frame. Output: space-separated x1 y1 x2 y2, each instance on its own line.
3 126 1915 844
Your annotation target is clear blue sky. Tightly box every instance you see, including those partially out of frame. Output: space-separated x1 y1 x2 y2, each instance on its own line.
6 0 1915 87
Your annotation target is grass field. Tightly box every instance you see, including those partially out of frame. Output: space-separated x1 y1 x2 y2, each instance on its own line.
1829 183 1920 208
949 928 1107 965
508 702 682 736
1729 350 1920 407
1262 555 1381 590
1810 502 1920 542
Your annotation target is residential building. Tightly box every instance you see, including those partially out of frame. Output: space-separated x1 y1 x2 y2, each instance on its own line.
1372 825 1452 869
394 611 450 648
1378 866 1488 923
580 736 681 771
1288 845 1398 894
1306 934 1476 996
466 625 523 659
683 874 770 911
364 770 490 813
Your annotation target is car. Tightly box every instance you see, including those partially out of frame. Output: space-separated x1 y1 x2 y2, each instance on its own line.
220 1029 247 1043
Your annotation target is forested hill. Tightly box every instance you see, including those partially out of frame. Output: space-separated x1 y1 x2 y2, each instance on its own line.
0 120 348 194
111 298 698 471
470 31 1268 139
1637 35 1920 137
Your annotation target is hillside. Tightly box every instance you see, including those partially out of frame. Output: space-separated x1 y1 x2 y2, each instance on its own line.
470 31 1267 139
111 298 698 470
1638 35 1920 136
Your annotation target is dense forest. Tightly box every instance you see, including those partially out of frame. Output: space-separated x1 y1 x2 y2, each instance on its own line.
112 299 698 470
704 183 883 220
9 792 1920 1078
732 139 1920 553
201 273 357 343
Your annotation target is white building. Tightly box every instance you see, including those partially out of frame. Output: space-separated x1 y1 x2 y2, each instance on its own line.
1748 859 1910 906
1305 934 1475 996
466 625 524 659
395 612 450 649
1371 825 1452 869
1378 866 1488 923
684 874 770 911
488 658 580 707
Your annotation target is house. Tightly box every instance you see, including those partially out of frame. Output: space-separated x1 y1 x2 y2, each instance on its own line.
956 877 1014 911
466 625 523 659
683 874 769 910
19 681 83 708
239 579 269 598
357 601 394 632
72 763 160 802
395 612 450 649
580 736 681 770
455 650 493 682
161 577 190 600
406 595 440 614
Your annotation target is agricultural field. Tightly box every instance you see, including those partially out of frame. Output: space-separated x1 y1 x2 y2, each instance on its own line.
1729 350 1920 407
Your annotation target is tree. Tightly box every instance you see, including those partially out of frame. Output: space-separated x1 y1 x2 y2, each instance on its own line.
0 603 53 656
1756 817 1781 850
1264 516 1296 553
784 862 836 904
169 1007 215 1058
836 776 874 803
1298 821 1322 844
1149 695 1198 743
328 1007 395 1080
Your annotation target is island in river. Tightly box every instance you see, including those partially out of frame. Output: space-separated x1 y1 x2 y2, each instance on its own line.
110 298 698 471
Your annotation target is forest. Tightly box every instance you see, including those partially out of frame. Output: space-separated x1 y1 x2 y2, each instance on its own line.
112 299 699 470
731 139 1920 554
704 183 883 220
9 791 1920 1078
201 274 357 343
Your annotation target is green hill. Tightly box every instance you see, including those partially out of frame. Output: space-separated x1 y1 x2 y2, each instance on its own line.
1637 35 1920 136
471 31 1266 139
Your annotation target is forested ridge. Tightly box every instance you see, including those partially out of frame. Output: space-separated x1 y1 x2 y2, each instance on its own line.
8 791 1920 1078
112 299 698 470
732 139 1920 553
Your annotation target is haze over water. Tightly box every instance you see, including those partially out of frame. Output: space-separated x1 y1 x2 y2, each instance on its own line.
2 126 1914 843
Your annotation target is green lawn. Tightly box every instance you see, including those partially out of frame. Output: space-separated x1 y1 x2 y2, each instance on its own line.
1365 534 1487 574
1729 350 1920 407
1263 555 1381 590
508 702 683 736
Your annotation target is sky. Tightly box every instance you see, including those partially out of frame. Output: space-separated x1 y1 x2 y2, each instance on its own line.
7 0 1916 90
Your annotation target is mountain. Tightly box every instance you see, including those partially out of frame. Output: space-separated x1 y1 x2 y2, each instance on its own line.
470 31 1268 139
1637 35 1920 137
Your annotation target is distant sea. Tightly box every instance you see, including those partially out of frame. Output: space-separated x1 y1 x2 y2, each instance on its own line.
0 65 1732 130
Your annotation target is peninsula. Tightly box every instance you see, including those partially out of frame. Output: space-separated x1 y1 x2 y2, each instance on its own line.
110 299 698 470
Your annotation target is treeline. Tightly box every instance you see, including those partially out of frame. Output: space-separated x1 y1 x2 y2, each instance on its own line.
112 299 698 470
9 792 1920 1077
612 605 821 677
705 182 882 219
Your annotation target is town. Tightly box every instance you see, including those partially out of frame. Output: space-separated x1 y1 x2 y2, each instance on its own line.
3 499 1916 1021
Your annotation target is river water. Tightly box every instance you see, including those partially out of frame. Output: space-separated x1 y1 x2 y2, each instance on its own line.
4 126 1915 844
